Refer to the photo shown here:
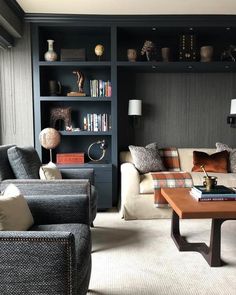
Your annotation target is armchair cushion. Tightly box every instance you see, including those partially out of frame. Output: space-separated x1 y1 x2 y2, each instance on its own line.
40 162 62 180
7 146 42 179
0 184 34 230
0 145 15 181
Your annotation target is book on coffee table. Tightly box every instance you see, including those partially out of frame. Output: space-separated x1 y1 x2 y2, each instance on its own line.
190 185 236 201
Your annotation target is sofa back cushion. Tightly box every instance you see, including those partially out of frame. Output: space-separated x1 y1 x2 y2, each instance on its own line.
7 146 42 179
178 148 216 172
0 145 15 181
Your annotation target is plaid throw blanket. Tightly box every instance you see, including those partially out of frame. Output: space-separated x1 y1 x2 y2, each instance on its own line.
159 147 181 171
151 171 193 207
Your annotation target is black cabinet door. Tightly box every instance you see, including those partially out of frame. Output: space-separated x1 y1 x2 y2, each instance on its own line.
94 167 112 209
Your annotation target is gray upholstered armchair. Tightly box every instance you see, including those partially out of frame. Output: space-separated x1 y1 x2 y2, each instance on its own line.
0 145 97 225
0 180 91 295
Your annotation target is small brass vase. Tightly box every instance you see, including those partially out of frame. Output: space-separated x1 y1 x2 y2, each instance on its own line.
203 176 217 191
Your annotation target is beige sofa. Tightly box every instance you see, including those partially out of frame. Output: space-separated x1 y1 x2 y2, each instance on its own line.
120 148 236 220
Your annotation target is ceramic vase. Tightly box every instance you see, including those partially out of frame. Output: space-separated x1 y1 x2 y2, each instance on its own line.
200 46 213 62
127 49 137 62
44 39 57 62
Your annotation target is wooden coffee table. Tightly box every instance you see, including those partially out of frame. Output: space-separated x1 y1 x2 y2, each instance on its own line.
161 188 236 267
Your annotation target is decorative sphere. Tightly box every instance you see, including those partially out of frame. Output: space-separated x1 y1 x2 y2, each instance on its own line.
39 128 61 149
95 44 104 57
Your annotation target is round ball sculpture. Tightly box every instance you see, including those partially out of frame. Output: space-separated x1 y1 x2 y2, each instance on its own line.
94 44 104 57
39 128 61 149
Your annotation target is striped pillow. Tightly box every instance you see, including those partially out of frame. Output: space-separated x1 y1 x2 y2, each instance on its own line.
159 147 181 171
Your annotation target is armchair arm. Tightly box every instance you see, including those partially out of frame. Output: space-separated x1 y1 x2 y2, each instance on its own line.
0 180 90 225
1 179 90 196
0 231 77 294
60 168 95 185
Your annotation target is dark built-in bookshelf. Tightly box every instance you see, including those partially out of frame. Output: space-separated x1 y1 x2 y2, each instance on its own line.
31 15 236 208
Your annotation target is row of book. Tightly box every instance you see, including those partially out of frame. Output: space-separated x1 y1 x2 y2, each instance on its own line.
190 185 236 202
83 113 111 132
90 80 112 97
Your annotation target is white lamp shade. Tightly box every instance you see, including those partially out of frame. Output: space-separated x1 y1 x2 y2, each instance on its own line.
128 99 142 116
230 99 236 114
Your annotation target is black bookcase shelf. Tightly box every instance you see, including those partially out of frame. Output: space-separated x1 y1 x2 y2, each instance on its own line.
39 61 112 67
59 131 112 136
31 15 236 210
40 96 112 102
32 22 115 209
117 61 236 72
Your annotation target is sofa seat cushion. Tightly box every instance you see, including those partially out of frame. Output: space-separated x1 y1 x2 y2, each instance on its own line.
140 173 154 194
190 172 236 187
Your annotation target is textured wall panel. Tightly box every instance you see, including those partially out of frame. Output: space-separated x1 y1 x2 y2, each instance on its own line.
118 72 236 149
0 23 33 146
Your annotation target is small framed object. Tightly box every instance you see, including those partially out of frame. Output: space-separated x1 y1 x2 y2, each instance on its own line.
60 49 86 61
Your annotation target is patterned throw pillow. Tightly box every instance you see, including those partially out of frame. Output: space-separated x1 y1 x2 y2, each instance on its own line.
216 142 236 173
128 143 165 174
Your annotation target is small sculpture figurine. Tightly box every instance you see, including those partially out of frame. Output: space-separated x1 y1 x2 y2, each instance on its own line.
221 45 236 62
67 70 86 96
141 40 156 61
95 44 104 61
50 106 72 130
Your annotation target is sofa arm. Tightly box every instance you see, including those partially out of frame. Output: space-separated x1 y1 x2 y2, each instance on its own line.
0 180 90 225
120 163 140 210
0 231 76 294
60 168 95 185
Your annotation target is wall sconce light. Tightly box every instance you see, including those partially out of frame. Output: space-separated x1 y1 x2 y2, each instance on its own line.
128 99 142 127
227 99 236 127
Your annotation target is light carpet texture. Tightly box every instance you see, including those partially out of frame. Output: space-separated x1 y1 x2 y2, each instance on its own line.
89 212 236 295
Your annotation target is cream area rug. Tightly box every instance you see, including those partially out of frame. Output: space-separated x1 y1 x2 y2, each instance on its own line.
88 212 236 295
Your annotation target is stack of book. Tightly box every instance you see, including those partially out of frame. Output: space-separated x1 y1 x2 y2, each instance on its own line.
190 185 236 202
83 113 111 132
90 80 112 97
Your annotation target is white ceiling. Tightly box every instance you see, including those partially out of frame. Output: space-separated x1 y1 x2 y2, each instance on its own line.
16 0 236 15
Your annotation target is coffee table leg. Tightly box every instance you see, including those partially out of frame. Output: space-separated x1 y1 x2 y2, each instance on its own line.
171 210 226 267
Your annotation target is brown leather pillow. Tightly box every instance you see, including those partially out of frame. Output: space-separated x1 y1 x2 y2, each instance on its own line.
192 150 229 173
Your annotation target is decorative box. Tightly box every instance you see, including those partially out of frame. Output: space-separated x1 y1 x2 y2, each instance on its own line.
60 49 86 61
56 153 85 164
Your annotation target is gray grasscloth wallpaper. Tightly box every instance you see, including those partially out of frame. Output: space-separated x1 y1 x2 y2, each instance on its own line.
0 23 33 146
118 72 236 150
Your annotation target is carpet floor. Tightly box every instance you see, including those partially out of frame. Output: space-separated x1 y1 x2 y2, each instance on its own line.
88 212 236 295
